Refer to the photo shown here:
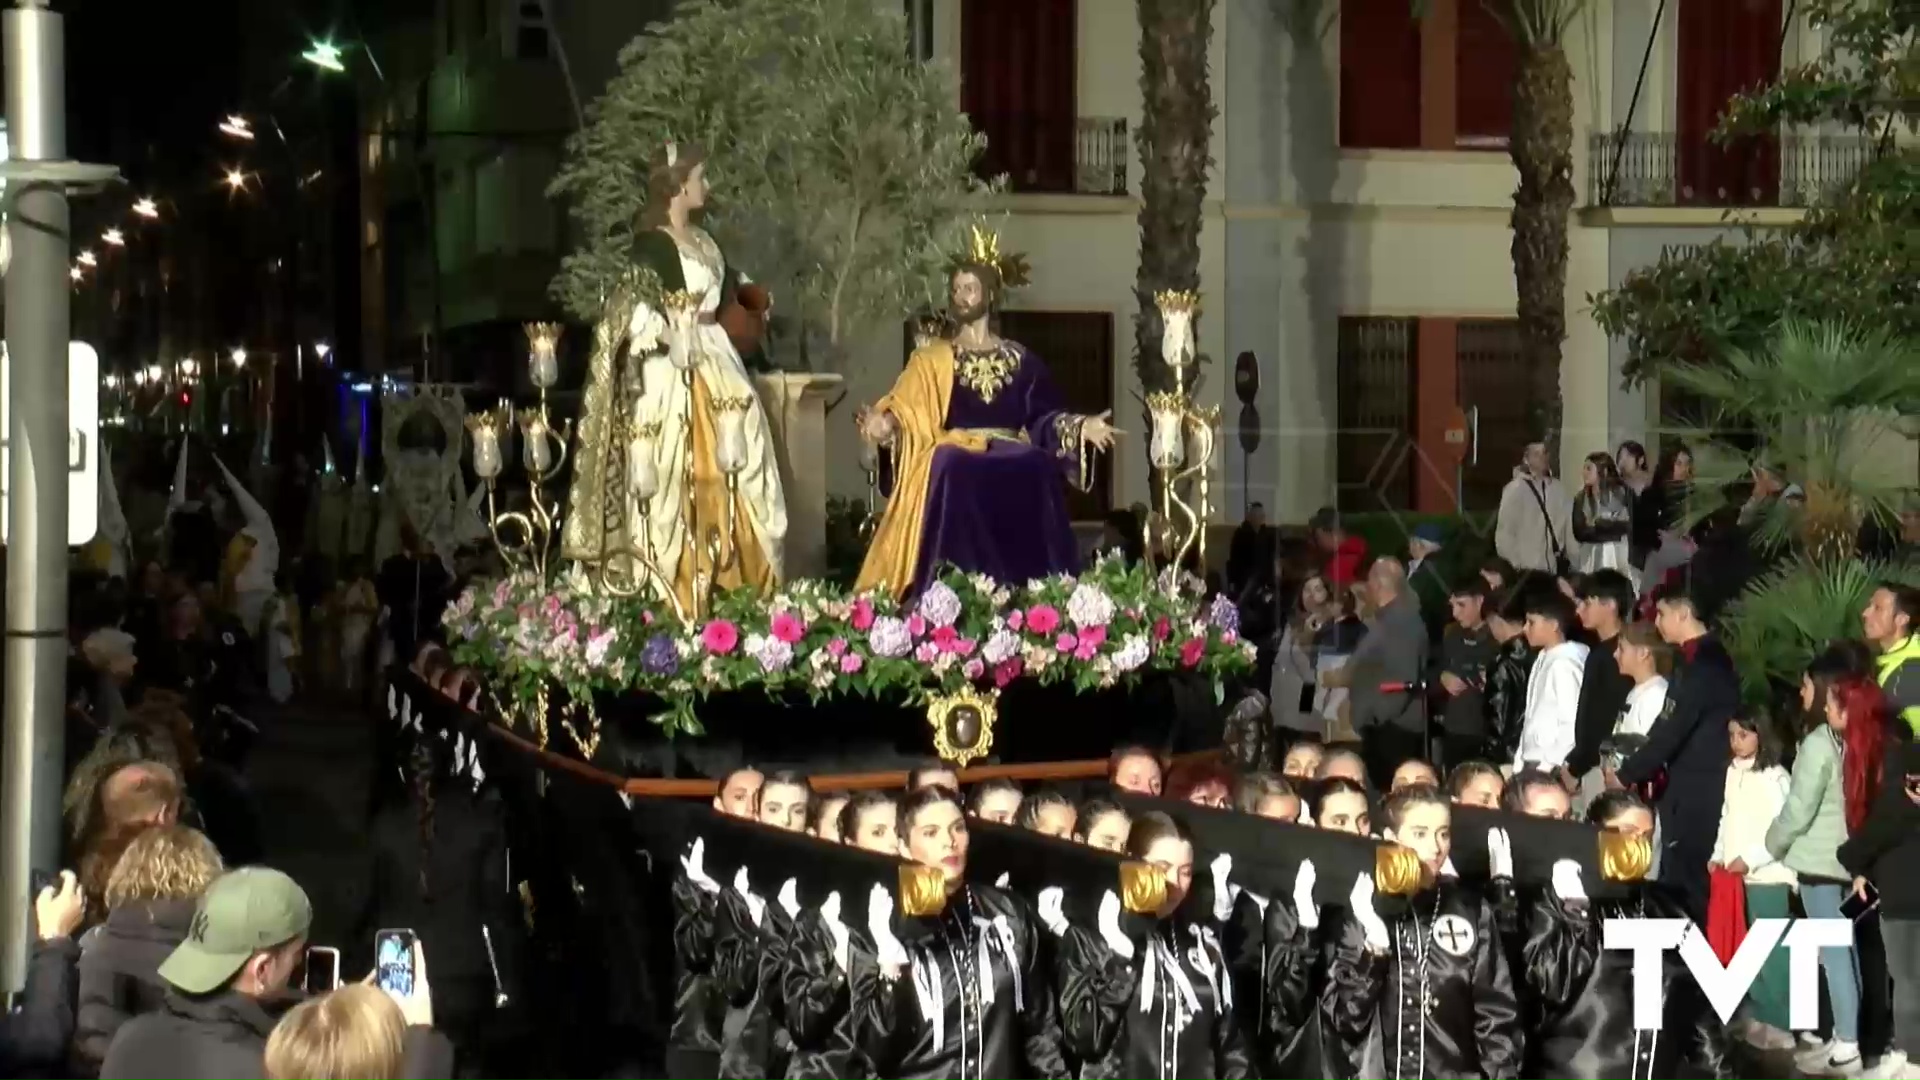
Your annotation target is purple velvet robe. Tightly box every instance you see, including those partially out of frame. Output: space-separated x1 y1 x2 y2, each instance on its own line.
883 341 1087 592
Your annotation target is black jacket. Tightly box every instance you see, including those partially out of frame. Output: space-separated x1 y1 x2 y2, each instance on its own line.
75 898 196 1070
1839 741 1920 919
1437 623 1497 737
369 784 519 990
1617 635 1737 815
1057 917 1250 1079
1568 636 1630 777
98 988 292 1079
1 937 79 1077
1484 637 1533 763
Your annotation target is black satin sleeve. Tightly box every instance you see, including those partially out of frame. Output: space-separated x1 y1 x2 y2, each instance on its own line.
1209 933 1254 1080
672 875 718 973
1319 912 1387 1061
1645 888 1735 1078
1220 892 1265 1042
1470 889 1524 1080
1259 897 1320 1046
713 890 763 1007
1053 926 1134 1063
1009 904 1073 1079
1523 893 1599 1018
781 913 849 1048
846 944 905 1075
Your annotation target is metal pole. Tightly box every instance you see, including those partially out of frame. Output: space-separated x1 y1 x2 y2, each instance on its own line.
2 0 70 993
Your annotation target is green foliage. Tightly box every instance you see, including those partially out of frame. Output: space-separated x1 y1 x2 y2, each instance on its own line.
1480 0 1590 49
1721 555 1920 707
1659 321 1920 552
1589 0 1920 386
548 0 993 367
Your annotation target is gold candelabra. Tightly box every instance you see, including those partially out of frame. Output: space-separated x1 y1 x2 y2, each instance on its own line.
469 326 574 580
1141 289 1216 585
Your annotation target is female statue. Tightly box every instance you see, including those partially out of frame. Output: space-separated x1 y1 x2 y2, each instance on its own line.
564 142 787 607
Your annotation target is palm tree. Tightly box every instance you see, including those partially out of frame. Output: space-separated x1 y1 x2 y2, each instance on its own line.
1133 0 1218 395
1486 0 1586 451
1663 320 1920 562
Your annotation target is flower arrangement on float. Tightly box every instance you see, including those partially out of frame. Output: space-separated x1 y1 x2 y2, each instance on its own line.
442 553 1254 740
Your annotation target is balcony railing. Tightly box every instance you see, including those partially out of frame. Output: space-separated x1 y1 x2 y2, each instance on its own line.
970 113 1130 196
1586 130 1876 209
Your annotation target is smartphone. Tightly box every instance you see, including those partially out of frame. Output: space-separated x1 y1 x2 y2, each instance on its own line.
374 929 418 997
29 869 55 898
301 946 341 994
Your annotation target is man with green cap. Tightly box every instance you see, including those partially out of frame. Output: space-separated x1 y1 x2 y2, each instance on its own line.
99 867 311 1079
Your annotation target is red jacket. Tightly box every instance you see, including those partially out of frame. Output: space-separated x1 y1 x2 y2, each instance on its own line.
1325 535 1368 588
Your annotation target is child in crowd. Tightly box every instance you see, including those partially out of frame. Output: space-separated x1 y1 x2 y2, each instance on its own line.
1710 707 1796 1051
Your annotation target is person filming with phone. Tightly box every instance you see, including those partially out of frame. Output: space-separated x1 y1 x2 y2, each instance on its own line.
98 867 312 1078
2 869 87 1076
265 942 452 1080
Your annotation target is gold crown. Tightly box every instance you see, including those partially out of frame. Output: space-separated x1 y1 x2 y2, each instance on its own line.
951 222 1031 290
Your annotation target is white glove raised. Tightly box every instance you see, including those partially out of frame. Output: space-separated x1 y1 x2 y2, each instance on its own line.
868 883 910 969
820 891 852 974
1350 873 1390 952
733 867 766 928
1488 827 1515 880
1037 886 1070 937
1097 889 1136 960
681 837 720 894
1551 859 1588 904
777 878 801 920
1210 852 1236 923
1293 859 1320 930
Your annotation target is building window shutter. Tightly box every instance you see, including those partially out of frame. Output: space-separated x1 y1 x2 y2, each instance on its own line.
1339 0 1422 150
1455 1 1515 147
961 0 1077 192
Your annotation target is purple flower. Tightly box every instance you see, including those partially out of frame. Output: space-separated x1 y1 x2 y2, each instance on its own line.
917 581 963 628
1207 593 1240 634
868 616 913 658
640 634 680 675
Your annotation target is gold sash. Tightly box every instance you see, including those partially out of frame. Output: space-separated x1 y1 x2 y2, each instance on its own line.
855 342 990 598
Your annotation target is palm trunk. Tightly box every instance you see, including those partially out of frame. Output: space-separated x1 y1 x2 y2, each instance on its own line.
1133 0 1218 396
1508 39 1574 454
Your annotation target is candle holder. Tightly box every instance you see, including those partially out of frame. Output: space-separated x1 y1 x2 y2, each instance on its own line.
474 324 576 581
1141 289 1217 586
589 415 688 622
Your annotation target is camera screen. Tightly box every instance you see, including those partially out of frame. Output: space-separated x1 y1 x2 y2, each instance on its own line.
375 933 414 997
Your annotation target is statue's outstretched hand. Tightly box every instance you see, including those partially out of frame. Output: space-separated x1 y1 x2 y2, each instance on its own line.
1083 410 1122 451
856 405 896 444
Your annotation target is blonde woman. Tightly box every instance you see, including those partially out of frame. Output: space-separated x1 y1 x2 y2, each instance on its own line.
266 982 452 1080
74 825 223 1069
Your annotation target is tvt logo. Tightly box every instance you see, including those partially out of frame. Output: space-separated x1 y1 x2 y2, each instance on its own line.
1605 917 1851 1030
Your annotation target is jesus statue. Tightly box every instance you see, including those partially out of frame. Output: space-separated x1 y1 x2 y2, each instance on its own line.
855 226 1119 597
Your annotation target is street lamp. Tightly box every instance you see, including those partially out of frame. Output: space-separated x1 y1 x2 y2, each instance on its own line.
230 347 248 368
302 40 346 72
144 363 163 384
67 265 80 281
101 228 123 246
313 341 331 361
132 197 158 219
179 359 199 381
218 114 254 140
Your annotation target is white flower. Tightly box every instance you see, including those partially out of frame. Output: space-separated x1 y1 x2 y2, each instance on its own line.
982 629 1020 665
1066 583 1115 629
916 582 963 628
1111 634 1151 673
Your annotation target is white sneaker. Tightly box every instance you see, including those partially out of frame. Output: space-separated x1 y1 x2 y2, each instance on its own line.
1811 1039 1864 1077
1862 1051 1911 1079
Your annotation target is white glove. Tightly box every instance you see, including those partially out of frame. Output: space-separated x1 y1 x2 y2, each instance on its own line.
1293 860 1320 931
1350 873 1390 952
630 303 666 354
733 867 766 928
1551 859 1588 903
681 838 720 894
1488 827 1514 880
777 878 801 919
868 884 909 968
1097 889 1136 960
1210 852 1236 922
1037 886 1070 937
821 891 852 974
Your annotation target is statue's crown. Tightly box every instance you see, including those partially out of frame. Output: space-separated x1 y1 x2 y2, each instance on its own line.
950 222 1031 290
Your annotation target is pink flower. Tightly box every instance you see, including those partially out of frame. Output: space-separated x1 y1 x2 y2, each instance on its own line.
541 594 563 618
840 653 865 675
1055 632 1079 653
962 658 986 680
931 625 960 652
1007 609 1025 632
954 637 977 657
701 620 740 655
1222 629 1238 645
1079 625 1108 649
1153 617 1172 641
1074 638 1100 662
1179 638 1206 668
914 642 940 664
992 658 1023 688
641 610 656 625
850 597 876 632
1026 605 1061 635
770 611 806 644
906 613 929 638
827 637 849 657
